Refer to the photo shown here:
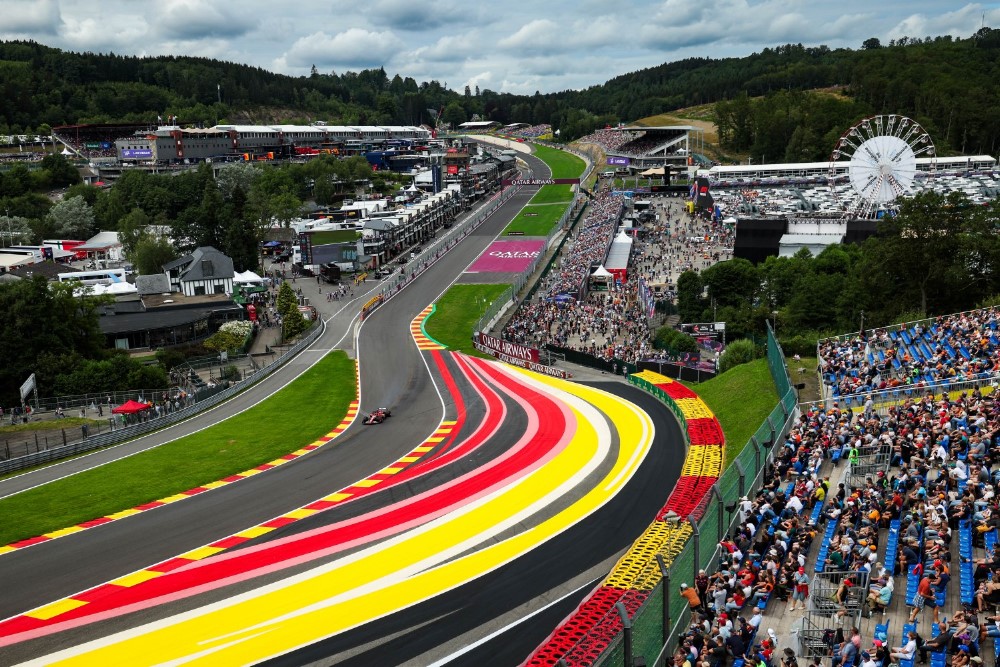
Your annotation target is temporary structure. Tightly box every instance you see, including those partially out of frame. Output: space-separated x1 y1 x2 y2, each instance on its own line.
111 399 152 414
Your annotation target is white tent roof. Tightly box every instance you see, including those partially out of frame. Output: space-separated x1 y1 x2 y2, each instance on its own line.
590 265 613 278
605 232 633 272
234 270 264 284
61 147 73 155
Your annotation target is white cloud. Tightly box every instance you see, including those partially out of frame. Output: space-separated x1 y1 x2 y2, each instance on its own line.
154 0 258 40
281 28 405 71
5 0 993 94
888 4 1000 41
498 19 562 54
1 0 63 35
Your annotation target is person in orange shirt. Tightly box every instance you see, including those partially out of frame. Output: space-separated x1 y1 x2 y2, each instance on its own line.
680 582 703 612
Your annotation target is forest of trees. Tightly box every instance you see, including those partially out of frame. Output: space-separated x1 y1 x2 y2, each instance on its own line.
2 29 999 154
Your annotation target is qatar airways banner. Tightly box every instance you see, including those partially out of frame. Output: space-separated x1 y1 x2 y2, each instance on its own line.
476 332 540 363
502 178 580 186
467 240 544 273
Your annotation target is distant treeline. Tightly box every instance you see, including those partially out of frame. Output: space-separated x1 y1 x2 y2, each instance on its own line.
1 28 999 157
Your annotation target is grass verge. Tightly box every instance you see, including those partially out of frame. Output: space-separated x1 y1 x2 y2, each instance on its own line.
0 417 103 435
502 204 567 237
532 144 586 179
528 185 575 204
681 358 778 466
0 351 357 546
424 283 512 356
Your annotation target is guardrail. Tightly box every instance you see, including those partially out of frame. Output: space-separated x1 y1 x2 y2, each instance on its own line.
0 320 326 476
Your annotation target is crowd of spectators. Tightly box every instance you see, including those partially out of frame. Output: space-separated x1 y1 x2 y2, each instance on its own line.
576 128 640 152
617 136 668 156
502 189 733 366
508 124 552 139
669 381 1000 667
819 308 1000 399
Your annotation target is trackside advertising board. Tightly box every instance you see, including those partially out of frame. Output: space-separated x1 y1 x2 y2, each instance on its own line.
474 334 573 379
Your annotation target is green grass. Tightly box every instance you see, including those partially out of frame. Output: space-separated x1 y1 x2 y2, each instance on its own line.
502 204 567 237
0 351 357 546
425 284 512 355
0 417 103 435
532 144 586 179
310 230 361 245
528 185 575 204
681 358 778 466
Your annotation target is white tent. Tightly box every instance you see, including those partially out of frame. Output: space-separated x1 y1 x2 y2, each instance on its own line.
61 147 73 156
590 265 613 278
234 270 264 284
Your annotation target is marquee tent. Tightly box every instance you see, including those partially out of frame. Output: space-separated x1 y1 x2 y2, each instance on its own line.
111 399 152 414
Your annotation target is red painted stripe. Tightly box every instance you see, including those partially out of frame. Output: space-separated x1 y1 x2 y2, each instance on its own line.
78 518 114 528
221 475 244 483
72 584 125 603
182 487 209 496
0 353 570 640
133 502 165 511
10 537 51 548
261 517 296 528
149 558 194 573
209 536 249 549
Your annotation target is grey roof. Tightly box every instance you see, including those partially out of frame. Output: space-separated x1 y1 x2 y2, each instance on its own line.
163 246 234 281
135 274 171 295
99 302 242 335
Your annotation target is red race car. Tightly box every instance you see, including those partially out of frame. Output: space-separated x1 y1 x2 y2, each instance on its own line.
363 408 391 425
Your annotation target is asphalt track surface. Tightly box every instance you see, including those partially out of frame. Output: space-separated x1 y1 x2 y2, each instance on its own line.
0 148 686 666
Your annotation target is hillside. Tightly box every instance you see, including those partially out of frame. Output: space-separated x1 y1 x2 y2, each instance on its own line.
2 29 999 160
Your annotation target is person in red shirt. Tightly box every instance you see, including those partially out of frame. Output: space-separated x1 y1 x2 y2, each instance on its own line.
909 573 938 623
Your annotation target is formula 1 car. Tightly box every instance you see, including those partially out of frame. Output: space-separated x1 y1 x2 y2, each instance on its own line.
363 408 391 424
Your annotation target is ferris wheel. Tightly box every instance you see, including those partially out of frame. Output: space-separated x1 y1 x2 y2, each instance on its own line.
828 114 936 219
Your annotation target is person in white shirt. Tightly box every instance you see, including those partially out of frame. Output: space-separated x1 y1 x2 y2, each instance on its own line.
787 495 804 514
890 631 918 664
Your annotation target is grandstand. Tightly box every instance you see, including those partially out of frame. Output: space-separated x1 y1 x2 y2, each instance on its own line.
818 306 1000 402
580 125 708 171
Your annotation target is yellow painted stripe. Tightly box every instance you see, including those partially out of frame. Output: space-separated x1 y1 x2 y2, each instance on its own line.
105 509 142 520
412 446 434 452
201 480 229 490
378 467 403 475
38 364 654 666
235 526 275 539
324 493 353 502
23 598 89 621
398 456 421 463
179 546 225 561
282 508 319 520
352 479 381 488
0 546 16 555
238 468 263 477
424 436 445 442
44 526 86 539
158 494 190 504
109 569 164 588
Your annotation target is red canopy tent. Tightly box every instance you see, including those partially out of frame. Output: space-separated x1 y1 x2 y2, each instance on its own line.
111 399 152 414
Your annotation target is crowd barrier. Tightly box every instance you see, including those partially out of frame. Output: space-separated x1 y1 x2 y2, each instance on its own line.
528 326 798 666
0 320 326 476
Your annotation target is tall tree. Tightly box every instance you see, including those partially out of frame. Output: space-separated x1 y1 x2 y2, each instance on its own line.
45 195 95 239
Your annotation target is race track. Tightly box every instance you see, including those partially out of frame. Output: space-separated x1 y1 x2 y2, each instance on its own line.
0 149 685 666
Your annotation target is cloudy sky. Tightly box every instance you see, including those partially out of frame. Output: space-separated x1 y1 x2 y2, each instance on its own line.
3 0 999 94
